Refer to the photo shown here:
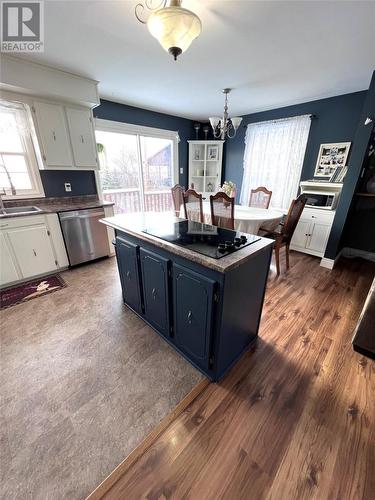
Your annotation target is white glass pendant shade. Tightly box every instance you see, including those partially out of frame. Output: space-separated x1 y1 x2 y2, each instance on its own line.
230 116 242 130
209 117 221 129
147 6 202 60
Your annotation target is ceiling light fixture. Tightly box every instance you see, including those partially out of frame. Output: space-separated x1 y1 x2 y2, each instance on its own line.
135 0 202 61
209 89 242 140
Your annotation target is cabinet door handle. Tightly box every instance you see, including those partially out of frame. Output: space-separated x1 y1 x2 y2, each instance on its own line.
80 135 84 143
52 131 56 141
187 310 193 324
152 287 157 300
311 215 316 219
0 224 9 228
126 271 131 279
33 249 37 256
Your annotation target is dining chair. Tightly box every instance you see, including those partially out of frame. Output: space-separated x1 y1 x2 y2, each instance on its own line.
171 184 185 217
210 192 235 230
249 186 272 209
183 189 204 223
261 194 306 275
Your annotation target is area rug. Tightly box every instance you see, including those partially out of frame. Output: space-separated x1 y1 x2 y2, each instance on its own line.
0 275 66 310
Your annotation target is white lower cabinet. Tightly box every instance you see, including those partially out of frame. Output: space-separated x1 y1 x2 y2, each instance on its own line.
7 226 57 279
0 214 68 288
0 232 19 284
290 208 335 258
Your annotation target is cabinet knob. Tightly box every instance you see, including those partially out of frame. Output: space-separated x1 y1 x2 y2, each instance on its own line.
187 310 193 324
80 135 84 143
52 131 56 141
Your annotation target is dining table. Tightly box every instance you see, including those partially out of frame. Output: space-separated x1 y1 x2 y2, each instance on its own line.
179 201 284 235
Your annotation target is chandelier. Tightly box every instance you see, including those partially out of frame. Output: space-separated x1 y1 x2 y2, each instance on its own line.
209 89 242 140
135 0 202 61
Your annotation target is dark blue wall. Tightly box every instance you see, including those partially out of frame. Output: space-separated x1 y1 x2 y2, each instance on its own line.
94 99 194 187
224 91 366 197
325 71 375 259
40 169 97 197
223 90 368 260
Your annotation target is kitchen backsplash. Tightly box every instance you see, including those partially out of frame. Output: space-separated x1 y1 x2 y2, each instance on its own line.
40 170 97 198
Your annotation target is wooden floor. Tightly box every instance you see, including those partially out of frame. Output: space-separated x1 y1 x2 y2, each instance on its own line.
98 253 375 500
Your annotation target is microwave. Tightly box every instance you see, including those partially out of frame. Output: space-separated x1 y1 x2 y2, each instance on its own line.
303 191 338 210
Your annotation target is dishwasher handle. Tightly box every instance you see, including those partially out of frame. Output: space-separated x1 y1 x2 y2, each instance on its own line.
59 209 105 220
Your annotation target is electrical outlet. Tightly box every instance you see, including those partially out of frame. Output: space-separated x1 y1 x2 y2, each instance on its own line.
64 183 72 192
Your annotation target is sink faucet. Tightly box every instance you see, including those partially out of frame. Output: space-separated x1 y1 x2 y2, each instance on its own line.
0 188 6 214
0 162 17 196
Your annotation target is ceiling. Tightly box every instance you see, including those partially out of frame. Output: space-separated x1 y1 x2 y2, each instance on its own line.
19 0 375 120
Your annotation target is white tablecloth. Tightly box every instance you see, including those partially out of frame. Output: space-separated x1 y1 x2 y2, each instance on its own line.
180 202 284 235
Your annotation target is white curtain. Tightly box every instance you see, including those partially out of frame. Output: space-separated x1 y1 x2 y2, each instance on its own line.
240 115 311 210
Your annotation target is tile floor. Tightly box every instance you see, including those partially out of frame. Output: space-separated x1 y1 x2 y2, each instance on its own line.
0 257 203 499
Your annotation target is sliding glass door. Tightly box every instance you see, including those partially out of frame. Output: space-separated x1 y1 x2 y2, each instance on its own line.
95 122 178 215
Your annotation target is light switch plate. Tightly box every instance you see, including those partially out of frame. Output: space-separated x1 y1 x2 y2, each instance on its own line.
64 183 72 192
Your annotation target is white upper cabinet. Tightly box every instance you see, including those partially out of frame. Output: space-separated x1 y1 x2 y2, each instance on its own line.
32 100 99 170
65 107 98 168
33 101 73 167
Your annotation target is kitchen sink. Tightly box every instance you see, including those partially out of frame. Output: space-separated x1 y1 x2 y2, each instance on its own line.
1 206 42 215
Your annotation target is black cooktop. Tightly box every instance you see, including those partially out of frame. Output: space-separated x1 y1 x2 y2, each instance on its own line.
142 220 261 259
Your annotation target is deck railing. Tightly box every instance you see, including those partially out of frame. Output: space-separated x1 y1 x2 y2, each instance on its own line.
103 188 173 214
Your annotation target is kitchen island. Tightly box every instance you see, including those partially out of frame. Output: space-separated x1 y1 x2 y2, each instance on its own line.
101 213 274 381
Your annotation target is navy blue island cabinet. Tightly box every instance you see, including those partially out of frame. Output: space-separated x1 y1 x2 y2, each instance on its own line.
113 228 273 382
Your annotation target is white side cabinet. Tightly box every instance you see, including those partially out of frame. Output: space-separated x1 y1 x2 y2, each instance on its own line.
290 208 335 258
0 214 69 288
188 140 224 198
32 100 99 170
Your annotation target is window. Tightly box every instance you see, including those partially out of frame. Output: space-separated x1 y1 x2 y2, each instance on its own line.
240 115 311 210
95 119 179 215
0 100 44 198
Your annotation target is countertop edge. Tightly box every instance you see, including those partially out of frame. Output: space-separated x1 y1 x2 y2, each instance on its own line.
101 217 274 274
0 201 115 219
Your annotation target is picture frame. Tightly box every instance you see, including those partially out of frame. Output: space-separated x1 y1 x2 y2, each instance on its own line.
314 142 351 178
207 145 219 161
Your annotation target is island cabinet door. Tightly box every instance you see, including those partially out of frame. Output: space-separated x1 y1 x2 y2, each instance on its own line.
140 249 170 338
115 237 142 314
172 264 216 372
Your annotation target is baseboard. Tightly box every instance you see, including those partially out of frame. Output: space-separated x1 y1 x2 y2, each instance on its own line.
320 257 335 269
86 377 210 500
341 247 375 262
320 249 343 270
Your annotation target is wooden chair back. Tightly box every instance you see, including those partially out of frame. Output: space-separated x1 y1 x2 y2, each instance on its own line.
281 194 307 243
183 189 204 223
171 184 185 217
210 192 235 230
249 186 272 209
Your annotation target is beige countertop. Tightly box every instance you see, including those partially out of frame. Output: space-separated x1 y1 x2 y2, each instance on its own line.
1 195 114 219
101 212 274 274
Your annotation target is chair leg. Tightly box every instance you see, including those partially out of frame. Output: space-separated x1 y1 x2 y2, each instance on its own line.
285 244 290 270
274 244 280 276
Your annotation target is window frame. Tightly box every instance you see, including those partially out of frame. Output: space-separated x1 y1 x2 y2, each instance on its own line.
0 96 44 200
94 118 180 203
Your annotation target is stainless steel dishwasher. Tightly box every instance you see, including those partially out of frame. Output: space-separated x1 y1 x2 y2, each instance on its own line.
59 208 110 266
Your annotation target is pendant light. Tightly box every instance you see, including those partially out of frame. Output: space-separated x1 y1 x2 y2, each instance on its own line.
135 0 202 60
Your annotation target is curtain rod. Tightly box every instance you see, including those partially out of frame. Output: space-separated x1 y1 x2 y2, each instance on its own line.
242 113 316 128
